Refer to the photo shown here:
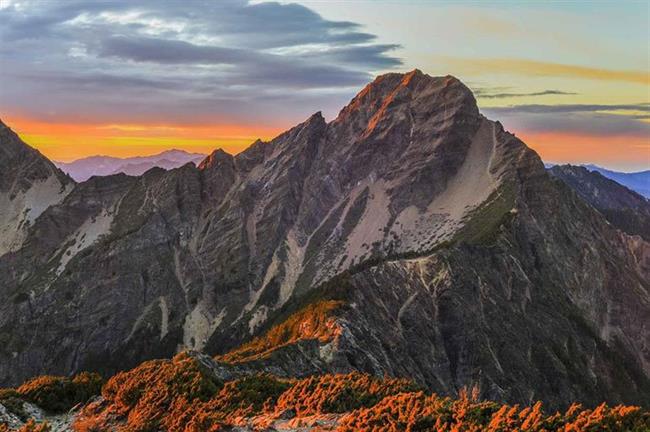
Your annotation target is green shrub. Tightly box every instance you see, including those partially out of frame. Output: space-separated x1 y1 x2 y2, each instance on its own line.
0 388 28 420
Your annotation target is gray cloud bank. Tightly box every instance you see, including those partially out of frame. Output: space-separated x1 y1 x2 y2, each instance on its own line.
0 0 401 125
475 89 577 99
483 103 650 138
1 0 647 147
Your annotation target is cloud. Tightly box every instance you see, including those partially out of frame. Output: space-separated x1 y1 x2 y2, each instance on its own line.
0 0 401 125
487 103 649 114
483 103 650 137
475 90 577 99
441 57 648 85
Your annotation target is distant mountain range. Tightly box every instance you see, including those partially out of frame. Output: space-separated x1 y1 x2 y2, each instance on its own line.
1 70 649 413
545 163 650 198
582 164 650 198
54 149 206 181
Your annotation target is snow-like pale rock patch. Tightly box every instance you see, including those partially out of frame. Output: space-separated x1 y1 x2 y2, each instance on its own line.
55 209 114 276
0 176 72 256
338 181 392 270
182 304 227 350
398 117 499 249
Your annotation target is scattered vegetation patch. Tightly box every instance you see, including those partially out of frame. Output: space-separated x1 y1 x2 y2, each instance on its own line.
13 372 103 414
94 352 222 432
162 374 290 431
219 300 345 363
338 389 650 432
273 372 419 417
0 388 28 421
73 365 420 432
4 357 648 431
0 419 51 432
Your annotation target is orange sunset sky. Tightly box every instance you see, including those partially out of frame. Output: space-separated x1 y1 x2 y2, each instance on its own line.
1 1 648 171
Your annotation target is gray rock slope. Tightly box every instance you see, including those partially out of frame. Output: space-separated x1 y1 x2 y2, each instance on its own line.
549 164 650 240
0 70 648 409
0 122 74 255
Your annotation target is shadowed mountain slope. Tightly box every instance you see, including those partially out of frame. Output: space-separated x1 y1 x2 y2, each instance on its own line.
584 164 650 198
549 164 650 240
0 120 74 256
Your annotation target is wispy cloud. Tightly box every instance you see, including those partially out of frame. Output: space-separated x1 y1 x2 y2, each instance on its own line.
475 89 577 99
441 57 648 85
483 103 650 137
487 103 649 114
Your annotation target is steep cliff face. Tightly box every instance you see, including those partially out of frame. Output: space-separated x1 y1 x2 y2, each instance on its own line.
247 172 650 410
0 120 74 255
0 71 648 409
217 126 650 410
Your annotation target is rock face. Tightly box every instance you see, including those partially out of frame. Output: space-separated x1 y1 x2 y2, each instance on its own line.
0 120 74 256
0 71 648 410
549 164 650 240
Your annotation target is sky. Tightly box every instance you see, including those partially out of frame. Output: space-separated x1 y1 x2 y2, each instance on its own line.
0 0 648 171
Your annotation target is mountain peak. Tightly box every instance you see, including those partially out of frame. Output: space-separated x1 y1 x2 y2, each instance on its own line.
198 148 234 171
309 110 324 121
360 69 466 98
331 69 478 147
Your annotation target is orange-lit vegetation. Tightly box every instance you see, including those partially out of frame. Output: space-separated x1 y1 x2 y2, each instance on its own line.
2 353 649 431
15 372 102 414
70 353 417 431
0 371 102 430
338 390 650 431
0 420 50 432
80 352 222 432
67 352 650 431
219 300 344 363
273 373 418 417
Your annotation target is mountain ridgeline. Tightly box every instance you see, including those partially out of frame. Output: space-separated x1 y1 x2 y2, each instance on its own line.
0 70 648 411
54 150 206 182
549 164 650 241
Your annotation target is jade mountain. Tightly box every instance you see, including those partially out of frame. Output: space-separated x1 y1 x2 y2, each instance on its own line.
0 70 648 410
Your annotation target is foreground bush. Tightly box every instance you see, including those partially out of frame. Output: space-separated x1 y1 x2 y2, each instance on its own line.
0 388 28 421
163 374 291 432
337 390 650 432
16 372 103 413
0 419 50 432
273 372 419 416
220 300 344 363
94 352 222 432
75 360 650 432
5 353 646 431
72 358 418 431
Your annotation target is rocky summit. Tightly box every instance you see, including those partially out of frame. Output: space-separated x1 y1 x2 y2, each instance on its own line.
0 70 648 410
